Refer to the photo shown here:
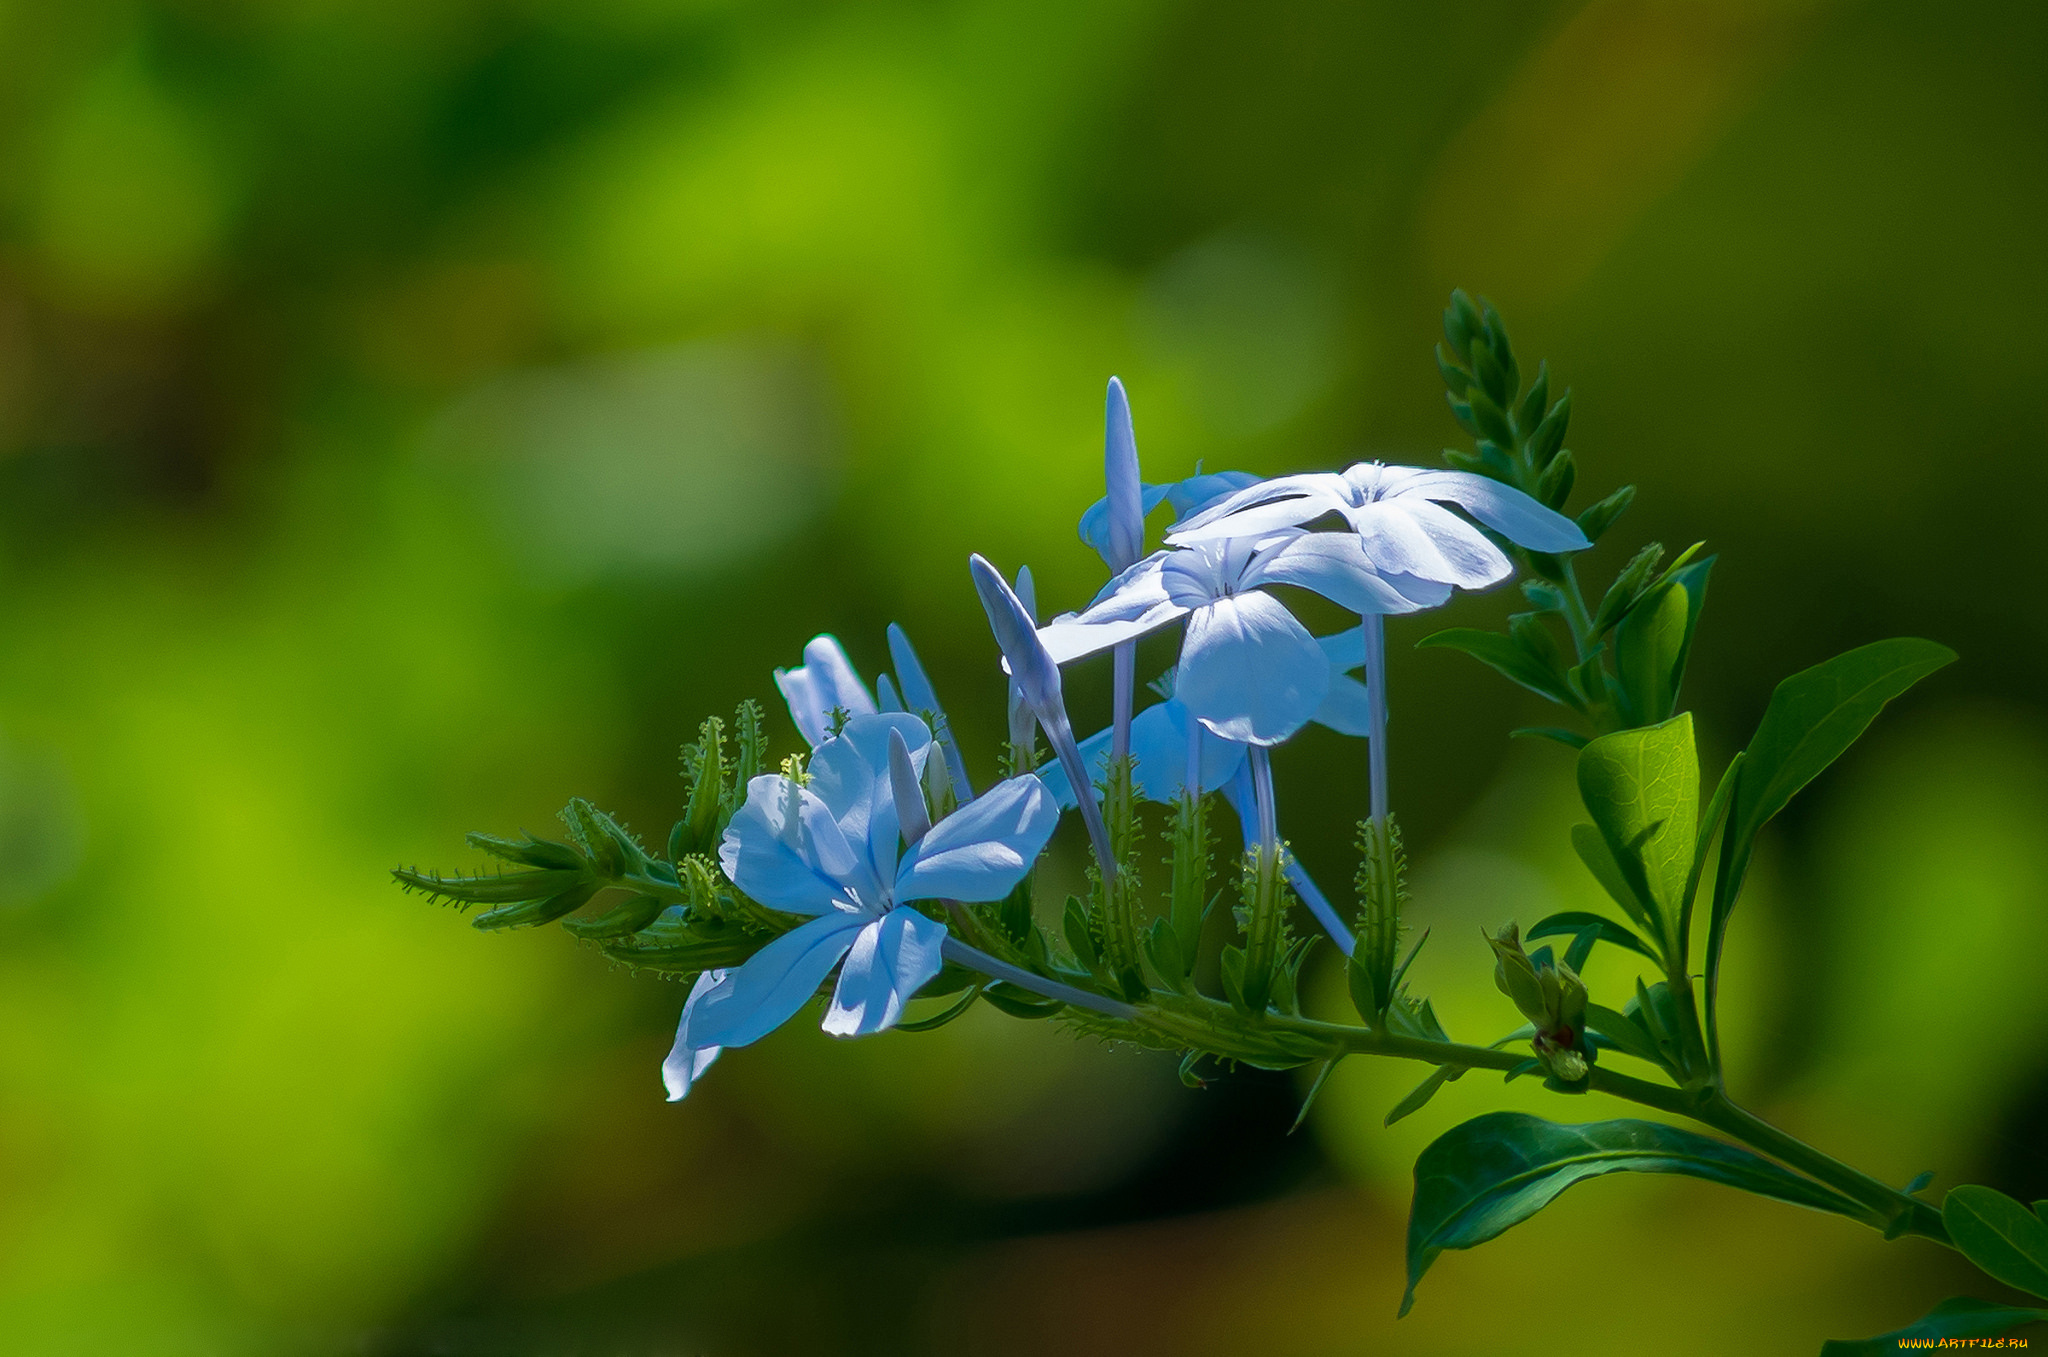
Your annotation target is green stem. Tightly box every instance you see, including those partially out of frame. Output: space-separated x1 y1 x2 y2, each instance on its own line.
1694 1093 1949 1244
1129 998 1950 1248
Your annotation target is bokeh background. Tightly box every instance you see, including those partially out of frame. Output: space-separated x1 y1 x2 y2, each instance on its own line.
1 0 2045 1352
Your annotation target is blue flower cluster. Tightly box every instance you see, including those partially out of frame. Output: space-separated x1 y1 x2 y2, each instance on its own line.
663 377 1586 1100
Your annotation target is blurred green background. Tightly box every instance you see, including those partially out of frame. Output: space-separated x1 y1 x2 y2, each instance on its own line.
1 0 2044 1352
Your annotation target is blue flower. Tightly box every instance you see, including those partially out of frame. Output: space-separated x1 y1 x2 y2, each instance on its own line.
661 713 1058 1098
773 629 972 798
1037 632 1374 809
1038 531 1445 746
1168 462 1588 583
1168 462 1585 824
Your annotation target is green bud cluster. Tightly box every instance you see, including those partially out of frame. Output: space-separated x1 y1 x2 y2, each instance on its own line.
1488 923 1592 1086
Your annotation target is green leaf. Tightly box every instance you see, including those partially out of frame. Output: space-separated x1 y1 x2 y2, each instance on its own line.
1402 1112 1864 1316
981 982 1063 1019
1533 448 1574 509
1466 389 1515 447
1418 628 1575 706
1819 1297 2048 1355
1612 578 1689 727
1589 541 1666 638
1525 911 1659 964
1582 1003 1669 1069
1469 336 1510 409
1570 823 1661 940
1682 751 1742 960
1575 484 1635 542
1576 714 1699 956
1289 1057 1342 1134
894 986 981 1032
1435 343 1473 397
1944 1186 2048 1299
1063 895 1100 970
561 891 666 939
1443 289 1482 356
1527 390 1569 467
1514 362 1549 435
1710 639 1957 1030
1386 1065 1460 1127
1479 299 1519 396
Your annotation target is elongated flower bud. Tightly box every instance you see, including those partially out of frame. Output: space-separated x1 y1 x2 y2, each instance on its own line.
1103 377 1145 572
971 554 1063 720
969 553 1117 879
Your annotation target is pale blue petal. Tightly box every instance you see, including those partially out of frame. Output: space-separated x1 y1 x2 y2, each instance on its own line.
679 911 866 1050
1036 600 1186 666
1176 592 1330 746
875 672 903 713
772 635 877 747
1167 472 1349 542
1318 628 1366 672
1402 497 1515 588
895 774 1060 903
1081 552 1174 612
1313 673 1376 737
1393 468 1591 553
1127 699 1246 802
1163 470 1262 521
806 713 931 891
1243 533 1449 615
719 775 864 913
1079 483 1173 559
887 726 931 847
887 623 972 798
1339 499 1507 589
662 970 725 1101
821 907 950 1037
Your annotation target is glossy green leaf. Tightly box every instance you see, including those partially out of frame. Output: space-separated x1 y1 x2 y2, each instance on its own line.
1526 911 1659 964
1612 567 1697 727
1709 639 1957 1034
1582 1003 1668 1069
1819 1297 2048 1355
1402 1112 1863 1315
1576 714 1699 954
1944 1186 2048 1298
1570 823 1661 941
1419 628 1575 706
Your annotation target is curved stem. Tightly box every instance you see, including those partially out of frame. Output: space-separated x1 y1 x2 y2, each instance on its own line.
940 937 1136 1020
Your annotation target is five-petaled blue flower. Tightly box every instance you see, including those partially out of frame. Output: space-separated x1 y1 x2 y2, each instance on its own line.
1168 462 1588 584
1036 530 1446 746
662 713 1057 1099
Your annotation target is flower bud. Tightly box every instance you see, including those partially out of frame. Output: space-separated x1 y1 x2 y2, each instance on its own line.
1489 923 1593 1084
